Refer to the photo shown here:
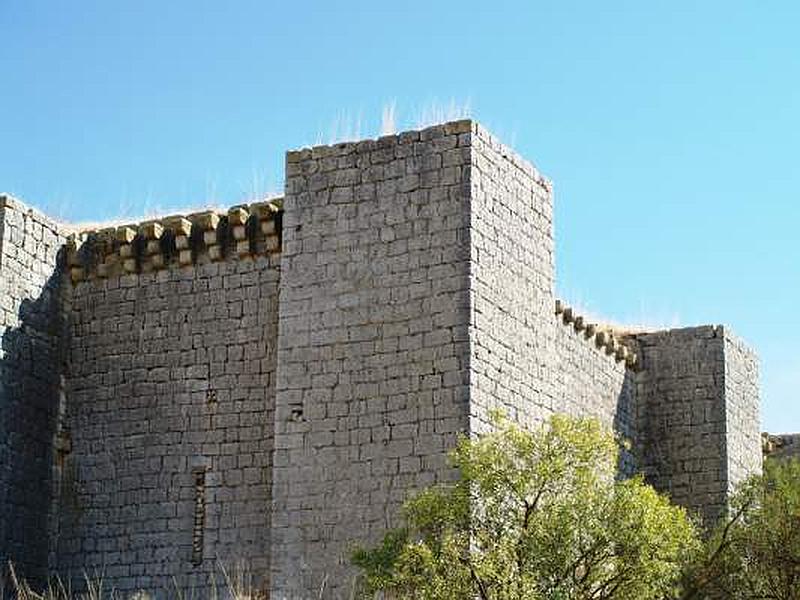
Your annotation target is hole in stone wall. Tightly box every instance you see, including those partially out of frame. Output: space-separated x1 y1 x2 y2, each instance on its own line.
192 469 206 566
160 230 177 264
214 216 230 259
245 214 259 254
289 403 304 422
131 235 146 272
275 211 284 248
55 429 72 468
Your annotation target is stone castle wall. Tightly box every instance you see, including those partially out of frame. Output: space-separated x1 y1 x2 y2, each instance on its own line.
553 315 636 472
52 204 282 596
0 196 69 584
57 262 280 595
272 122 474 598
467 126 638 478
632 326 762 525
468 125 556 432
0 121 764 599
723 331 761 493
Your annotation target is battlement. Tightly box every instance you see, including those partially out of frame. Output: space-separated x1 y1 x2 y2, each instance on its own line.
554 299 639 369
65 199 283 284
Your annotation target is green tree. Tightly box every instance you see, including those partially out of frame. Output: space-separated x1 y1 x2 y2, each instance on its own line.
352 413 699 600
682 458 800 600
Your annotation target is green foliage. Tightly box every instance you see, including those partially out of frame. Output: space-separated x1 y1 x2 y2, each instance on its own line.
352 413 699 600
683 457 800 600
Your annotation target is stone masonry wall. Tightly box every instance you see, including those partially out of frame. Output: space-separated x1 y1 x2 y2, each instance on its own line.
468 129 636 470
723 330 761 492
0 121 766 596
54 221 281 596
0 195 69 584
763 433 800 460
553 318 637 473
633 326 730 524
468 125 556 432
272 122 474 599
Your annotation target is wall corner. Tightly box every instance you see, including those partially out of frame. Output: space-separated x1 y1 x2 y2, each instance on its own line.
721 326 762 492
0 195 70 585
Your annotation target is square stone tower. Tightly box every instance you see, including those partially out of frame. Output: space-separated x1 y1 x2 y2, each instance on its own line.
270 120 761 599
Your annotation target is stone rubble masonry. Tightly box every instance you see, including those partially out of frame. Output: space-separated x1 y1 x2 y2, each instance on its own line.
0 120 764 599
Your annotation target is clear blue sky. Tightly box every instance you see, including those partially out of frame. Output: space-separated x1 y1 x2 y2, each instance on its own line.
1 1 797 431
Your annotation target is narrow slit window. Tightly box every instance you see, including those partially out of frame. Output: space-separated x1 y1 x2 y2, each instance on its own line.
192 469 206 565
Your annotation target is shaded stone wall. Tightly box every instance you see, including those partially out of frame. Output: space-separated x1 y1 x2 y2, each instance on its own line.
53 212 281 596
763 433 800 460
553 318 636 473
0 195 69 584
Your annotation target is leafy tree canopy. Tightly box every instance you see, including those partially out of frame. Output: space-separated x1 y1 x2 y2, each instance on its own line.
683 458 800 600
352 413 699 600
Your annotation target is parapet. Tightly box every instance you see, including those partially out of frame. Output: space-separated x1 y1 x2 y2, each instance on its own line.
554 299 639 370
65 198 283 284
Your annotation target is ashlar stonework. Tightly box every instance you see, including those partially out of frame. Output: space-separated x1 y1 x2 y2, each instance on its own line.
0 121 763 599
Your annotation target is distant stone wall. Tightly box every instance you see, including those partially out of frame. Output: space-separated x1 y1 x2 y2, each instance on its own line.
272 122 474 599
53 206 281 596
0 196 69 584
763 433 800 460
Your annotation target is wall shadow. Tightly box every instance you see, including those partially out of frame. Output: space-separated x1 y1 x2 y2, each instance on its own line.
0 258 67 590
613 367 639 477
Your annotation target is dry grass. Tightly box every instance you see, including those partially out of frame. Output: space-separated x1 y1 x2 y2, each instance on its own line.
380 101 397 136
313 99 472 147
557 292 682 336
14 101 473 228
413 98 471 130
69 192 283 233
3 562 267 600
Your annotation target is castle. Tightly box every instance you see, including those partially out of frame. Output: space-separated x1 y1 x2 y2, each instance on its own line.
0 120 762 599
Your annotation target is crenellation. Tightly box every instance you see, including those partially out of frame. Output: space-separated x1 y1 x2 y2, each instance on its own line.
64 199 283 285
554 299 639 370
0 121 764 598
